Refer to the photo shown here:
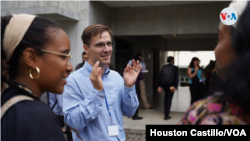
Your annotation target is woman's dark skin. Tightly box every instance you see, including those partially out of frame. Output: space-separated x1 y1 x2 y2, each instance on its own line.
13 28 73 98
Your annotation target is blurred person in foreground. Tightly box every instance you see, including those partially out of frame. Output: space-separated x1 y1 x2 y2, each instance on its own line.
179 0 250 125
63 24 140 141
1 14 73 140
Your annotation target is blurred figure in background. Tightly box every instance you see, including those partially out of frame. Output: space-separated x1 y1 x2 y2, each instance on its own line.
158 56 179 120
187 57 205 105
1 14 72 140
128 52 154 110
75 51 89 71
210 62 224 94
179 0 250 125
131 55 143 120
49 92 73 141
203 60 216 98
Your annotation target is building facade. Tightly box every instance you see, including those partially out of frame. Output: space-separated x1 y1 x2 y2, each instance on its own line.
1 1 230 96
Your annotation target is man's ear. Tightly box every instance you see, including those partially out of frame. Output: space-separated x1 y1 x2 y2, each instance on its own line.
22 48 38 69
83 44 89 55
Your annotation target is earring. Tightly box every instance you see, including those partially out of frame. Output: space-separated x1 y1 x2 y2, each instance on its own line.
29 67 40 79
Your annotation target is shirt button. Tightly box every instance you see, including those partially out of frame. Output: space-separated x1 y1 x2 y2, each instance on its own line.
109 106 112 108
129 91 131 93
128 103 130 105
114 122 116 124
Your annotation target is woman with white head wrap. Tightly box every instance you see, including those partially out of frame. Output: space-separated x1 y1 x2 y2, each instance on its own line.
1 14 73 140
179 0 250 125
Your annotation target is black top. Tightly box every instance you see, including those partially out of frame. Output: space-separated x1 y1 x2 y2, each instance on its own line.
75 62 84 71
158 63 179 88
1 86 66 141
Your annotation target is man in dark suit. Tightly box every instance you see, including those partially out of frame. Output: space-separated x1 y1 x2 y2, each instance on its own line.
157 56 179 120
75 51 89 71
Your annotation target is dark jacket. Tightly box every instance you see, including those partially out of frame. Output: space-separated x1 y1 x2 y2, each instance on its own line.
158 63 179 89
1 86 66 141
75 62 84 71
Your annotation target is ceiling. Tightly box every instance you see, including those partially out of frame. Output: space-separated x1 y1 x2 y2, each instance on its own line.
162 33 218 39
96 1 219 8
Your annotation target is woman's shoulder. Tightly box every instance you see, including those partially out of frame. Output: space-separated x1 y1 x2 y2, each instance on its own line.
178 95 250 125
2 98 56 122
1 88 66 141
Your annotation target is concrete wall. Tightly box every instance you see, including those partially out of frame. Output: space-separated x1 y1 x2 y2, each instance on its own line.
1 1 90 69
1 1 89 21
132 38 154 95
112 2 230 36
89 1 116 68
58 21 89 70
89 1 114 28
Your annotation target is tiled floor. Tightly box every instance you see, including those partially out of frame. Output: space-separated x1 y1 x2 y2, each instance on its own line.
124 129 145 141
123 87 191 130
146 86 191 112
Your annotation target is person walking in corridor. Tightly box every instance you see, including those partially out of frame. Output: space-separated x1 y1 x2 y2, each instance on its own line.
158 56 179 120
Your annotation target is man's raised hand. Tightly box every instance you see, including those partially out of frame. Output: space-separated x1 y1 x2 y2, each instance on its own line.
90 61 103 92
123 59 142 88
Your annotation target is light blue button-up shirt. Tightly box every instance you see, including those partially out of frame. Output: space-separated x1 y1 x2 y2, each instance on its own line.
49 92 63 116
63 61 139 141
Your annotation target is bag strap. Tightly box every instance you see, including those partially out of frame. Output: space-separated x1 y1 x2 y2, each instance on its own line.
46 91 50 106
1 95 33 119
51 100 58 110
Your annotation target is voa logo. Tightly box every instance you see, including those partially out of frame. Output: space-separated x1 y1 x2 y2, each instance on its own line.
220 7 238 25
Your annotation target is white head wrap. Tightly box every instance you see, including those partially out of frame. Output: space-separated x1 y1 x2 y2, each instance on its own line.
2 14 36 63
229 0 248 28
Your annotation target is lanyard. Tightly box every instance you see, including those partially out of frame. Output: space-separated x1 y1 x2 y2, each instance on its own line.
102 68 113 124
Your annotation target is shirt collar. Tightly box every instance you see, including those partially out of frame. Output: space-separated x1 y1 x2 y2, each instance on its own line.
83 61 110 76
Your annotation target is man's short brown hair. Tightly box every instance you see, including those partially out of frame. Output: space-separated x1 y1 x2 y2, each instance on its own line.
81 24 113 46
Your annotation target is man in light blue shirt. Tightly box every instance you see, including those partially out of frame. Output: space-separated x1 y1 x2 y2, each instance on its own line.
63 24 141 141
49 92 63 116
49 92 73 141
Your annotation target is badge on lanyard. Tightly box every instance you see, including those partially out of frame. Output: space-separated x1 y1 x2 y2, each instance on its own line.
102 71 119 137
108 125 119 136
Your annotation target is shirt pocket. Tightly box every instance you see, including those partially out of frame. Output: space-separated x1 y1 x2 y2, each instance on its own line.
105 89 119 106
